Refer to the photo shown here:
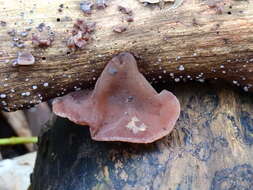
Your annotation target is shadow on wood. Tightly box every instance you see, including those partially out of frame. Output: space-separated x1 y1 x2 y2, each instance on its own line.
31 82 253 190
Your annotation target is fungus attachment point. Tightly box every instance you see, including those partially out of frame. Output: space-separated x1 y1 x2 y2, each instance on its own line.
53 52 180 143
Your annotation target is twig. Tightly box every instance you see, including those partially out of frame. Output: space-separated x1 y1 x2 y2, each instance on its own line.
0 137 38 146
2 111 34 151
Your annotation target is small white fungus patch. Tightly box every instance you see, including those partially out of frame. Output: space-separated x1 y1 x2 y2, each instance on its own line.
126 116 147 134
0 94 6 99
174 78 180 82
43 83 49 87
32 85 37 89
178 65 184 71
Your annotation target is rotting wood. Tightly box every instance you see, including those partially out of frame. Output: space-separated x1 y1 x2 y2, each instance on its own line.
0 0 253 111
31 83 253 190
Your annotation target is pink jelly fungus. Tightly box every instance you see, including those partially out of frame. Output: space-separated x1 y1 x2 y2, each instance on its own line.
53 52 180 143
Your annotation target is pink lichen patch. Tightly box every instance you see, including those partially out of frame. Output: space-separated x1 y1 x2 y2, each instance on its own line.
67 19 96 50
118 5 133 16
72 19 96 34
118 5 134 22
80 0 108 14
53 52 180 143
96 0 108 9
17 51 35 65
80 1 94 14
0 21 7 27
206 0 224 14
113 26 127 33
126 16 134 22
32 33 54 48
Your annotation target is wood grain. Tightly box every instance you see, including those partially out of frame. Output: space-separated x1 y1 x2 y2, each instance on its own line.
0 0 253 111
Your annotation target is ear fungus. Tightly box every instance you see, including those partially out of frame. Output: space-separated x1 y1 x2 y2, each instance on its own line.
53 52 180 143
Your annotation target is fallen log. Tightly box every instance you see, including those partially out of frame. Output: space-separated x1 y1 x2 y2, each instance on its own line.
0 0 253 111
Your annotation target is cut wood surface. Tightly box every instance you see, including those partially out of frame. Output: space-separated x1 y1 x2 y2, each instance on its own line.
31 83 253 190
0 0 253 111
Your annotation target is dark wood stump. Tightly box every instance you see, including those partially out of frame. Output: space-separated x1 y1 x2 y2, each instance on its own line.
31 82 253 190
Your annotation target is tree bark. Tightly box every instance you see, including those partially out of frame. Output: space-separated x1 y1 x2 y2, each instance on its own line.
31 82 253 190
0 0 253 111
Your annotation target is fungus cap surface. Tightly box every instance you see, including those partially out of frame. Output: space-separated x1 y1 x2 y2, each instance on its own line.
53 52 180 143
